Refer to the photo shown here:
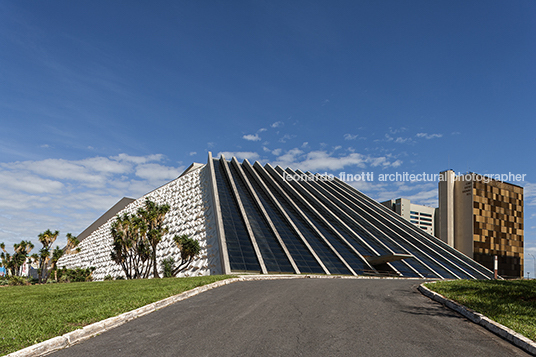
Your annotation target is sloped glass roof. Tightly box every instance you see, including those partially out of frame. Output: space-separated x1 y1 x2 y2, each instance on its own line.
210 155 494 279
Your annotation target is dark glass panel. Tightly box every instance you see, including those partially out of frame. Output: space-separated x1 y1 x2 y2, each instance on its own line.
212 159 260 272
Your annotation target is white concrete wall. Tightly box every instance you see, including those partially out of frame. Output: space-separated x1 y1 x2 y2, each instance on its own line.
57 165 215 281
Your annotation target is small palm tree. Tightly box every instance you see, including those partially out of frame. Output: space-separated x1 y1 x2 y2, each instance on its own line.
37 229 59 283
65 233 80 254
171 234 201 276
51 246 64 281
137 200 170 279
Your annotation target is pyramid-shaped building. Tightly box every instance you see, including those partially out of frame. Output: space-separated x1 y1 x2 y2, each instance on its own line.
57 153 495 280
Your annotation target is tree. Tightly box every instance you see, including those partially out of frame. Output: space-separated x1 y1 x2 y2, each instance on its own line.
37 229 59 283
51 246 64 281
137 200 170 278
110 213 151 279
65 233 81 254
1 241 34 276
171 234 201 276
0 242 13 276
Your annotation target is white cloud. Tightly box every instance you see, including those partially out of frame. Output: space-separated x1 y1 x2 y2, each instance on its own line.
271 121 283 128
272 148 403 172
389 127 407 134
217 151 260 162
381 134 414 144
395 137 412 144
135 163 184 182
279 134 295 143
344 134 358 140
257 128 267 133
0 154 184 251
416 133 443 139
242 134 261 141
524 182 536 206
272 148 282 156
189 151 197 156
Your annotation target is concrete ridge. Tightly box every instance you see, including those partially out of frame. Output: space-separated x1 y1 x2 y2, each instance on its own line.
7 274 415 357
418 282 536 356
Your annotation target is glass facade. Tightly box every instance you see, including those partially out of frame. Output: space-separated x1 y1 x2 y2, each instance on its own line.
211 156 495 279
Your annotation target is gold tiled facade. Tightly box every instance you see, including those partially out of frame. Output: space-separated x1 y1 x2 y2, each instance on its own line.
472 179 523 278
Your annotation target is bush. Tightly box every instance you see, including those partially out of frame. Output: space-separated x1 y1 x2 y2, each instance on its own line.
104 275 113 281
57 267 96 283
161 257 175 278
8 276 29 286
0 279 9 286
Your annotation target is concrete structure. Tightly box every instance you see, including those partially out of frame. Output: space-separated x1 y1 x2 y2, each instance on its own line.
380 198 437 236
57 155 495 280
438 170 524 278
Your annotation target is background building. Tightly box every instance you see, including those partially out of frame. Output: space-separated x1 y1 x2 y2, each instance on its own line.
380 198 437 236
438 170 524 278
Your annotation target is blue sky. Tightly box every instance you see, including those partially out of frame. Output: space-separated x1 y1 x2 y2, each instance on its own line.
1 1 535 276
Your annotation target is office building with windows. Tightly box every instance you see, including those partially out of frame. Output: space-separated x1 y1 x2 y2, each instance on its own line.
57 155 495 280
380 198 437 236
438 170 524 278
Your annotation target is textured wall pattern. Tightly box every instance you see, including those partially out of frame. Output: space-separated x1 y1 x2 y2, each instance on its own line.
57 166 212 281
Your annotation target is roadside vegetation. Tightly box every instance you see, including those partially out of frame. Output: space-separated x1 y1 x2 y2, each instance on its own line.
0 275 232 355
1 229 80 285
425 279 536 342
110 199 200 279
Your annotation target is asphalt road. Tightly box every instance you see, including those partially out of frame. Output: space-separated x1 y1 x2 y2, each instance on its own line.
50 278 530 357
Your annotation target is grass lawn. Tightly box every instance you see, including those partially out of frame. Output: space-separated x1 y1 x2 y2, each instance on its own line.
425 279 536 342
0 275 232 355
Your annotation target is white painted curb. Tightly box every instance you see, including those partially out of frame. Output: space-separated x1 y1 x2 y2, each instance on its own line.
418 283 536 356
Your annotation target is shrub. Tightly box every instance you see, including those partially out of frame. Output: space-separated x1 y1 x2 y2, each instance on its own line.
104 275 113 281
57 267 96 283
161 257 175 278
8 276 29 286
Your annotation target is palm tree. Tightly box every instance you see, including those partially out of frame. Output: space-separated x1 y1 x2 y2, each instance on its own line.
137 200 170 279
13 241 34 276
171 234 201 276
50 246 64 281
65 233 80 254
0 242 12 276
37 229 59 283
1 241 34 276
111 213 152 279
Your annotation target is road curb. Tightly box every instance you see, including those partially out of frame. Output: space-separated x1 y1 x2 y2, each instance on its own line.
418 283 536 356
7 274 403 357
5 277 242 357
